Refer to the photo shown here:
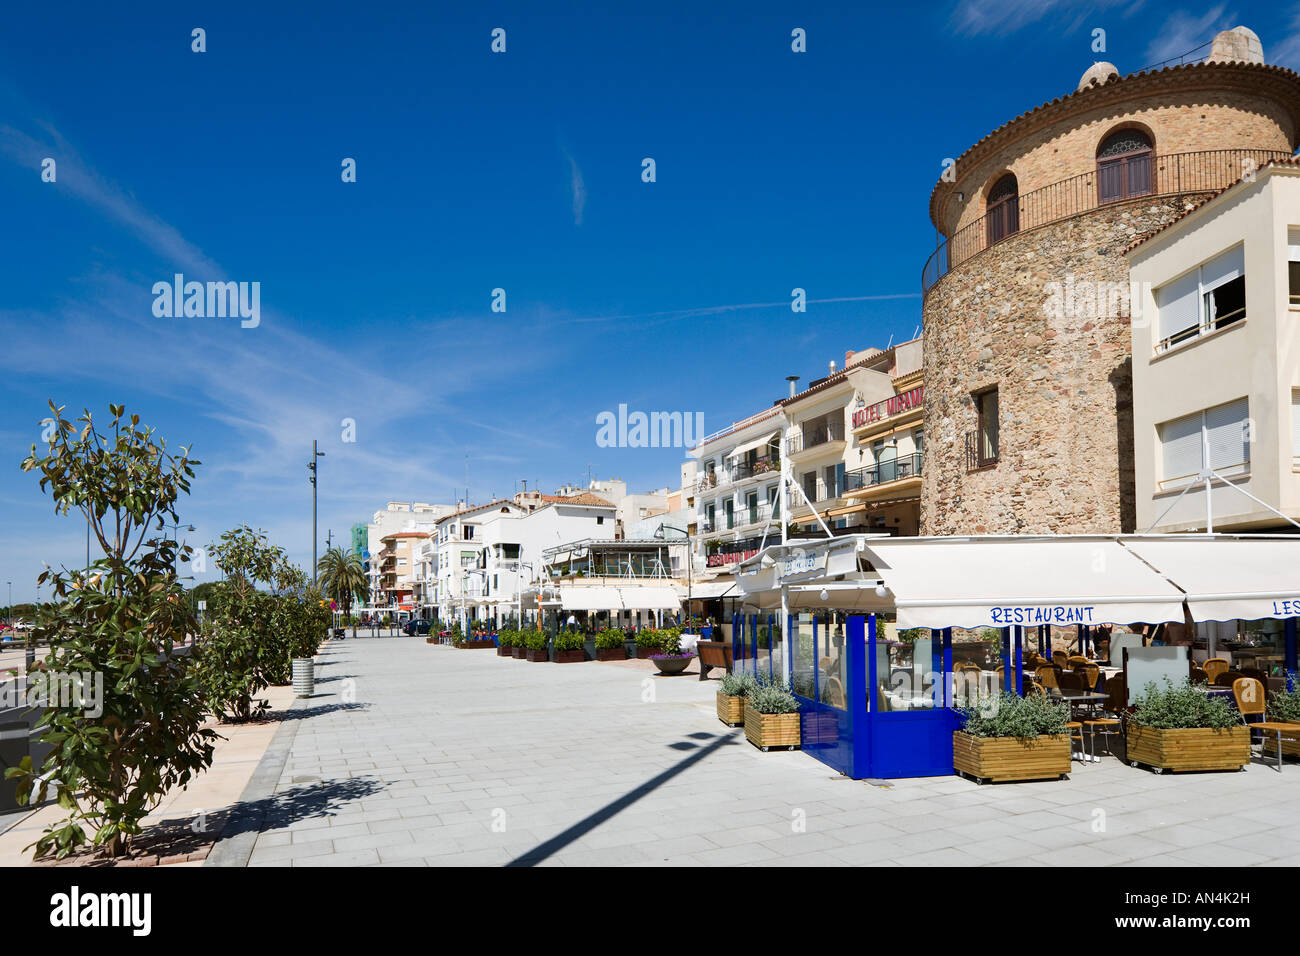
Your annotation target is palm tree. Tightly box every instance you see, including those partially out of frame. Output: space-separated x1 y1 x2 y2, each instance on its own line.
316 548 367 636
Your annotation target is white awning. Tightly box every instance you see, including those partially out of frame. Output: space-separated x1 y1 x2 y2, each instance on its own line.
556 586 622 611
863 538 1188 630
617 585 681 610
1121 537 1300 623
726 430 779 459
688 580 738 600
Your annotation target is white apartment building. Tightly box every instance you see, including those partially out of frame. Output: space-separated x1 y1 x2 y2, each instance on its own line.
1129 161 1300 533
432 501 525 630
364 501 454 608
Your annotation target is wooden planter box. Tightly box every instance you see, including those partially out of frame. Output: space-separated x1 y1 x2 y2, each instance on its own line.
744 703 800 751
553 649 585 663
425 637 437 644
636 646 662 659
524 648 550 662
511 646 526 659
454 639 496 649
496 646 513 657
953 731 1071 783
716 691 744 727
596 647 627 661
1126 724 1250 773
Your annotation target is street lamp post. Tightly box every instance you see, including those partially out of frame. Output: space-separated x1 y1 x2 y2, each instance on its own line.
164 521 196 579
309 441 325 584
655 523 692 629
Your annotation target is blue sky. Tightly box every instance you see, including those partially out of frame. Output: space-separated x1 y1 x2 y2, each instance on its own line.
3 0 1299 600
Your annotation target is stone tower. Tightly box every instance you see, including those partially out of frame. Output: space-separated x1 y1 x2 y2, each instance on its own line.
919 27 1300 535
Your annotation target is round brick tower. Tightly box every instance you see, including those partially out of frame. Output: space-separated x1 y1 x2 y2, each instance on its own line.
919 27 1300 535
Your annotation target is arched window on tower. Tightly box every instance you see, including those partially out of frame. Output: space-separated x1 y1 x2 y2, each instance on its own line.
985 173 1020 245
1097 128 1153 203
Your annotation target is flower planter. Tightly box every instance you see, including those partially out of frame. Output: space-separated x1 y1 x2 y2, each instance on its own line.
425 637 437 644
952 731 1071 784
636 646 662 659
496 646 513 657
454 639 496 649
525 648 550 662
744 703 800 751
651 654 694 676
553 649 585 663
716 691 744 727
596 647 627 661
512 646 526 659
1126 724 1251 773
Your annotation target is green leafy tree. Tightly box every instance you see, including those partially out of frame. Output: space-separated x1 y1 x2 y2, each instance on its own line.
10 402 216 859
316 547 367 636
196 526 309 720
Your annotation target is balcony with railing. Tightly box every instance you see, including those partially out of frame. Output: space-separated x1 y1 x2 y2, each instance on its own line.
922 148 1290 295
787 420 846 457
844 452 923 494
965 431 999 471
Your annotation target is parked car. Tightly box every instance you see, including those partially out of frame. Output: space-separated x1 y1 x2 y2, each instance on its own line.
403 619 432 636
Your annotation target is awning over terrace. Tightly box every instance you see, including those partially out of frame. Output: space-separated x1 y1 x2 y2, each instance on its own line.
1120 536 1300 623
553 584 682 611
555 586 622 611
726 430 780 459
865 537 1189 630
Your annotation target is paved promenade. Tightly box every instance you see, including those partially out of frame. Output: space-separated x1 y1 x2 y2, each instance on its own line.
214 637 1300 867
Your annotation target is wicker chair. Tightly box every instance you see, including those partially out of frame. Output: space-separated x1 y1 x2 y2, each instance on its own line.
1203 657 1230 683
1075 663 1100 691
1214 670 1247 688
1036 664 1059 690
1233 677 1300 772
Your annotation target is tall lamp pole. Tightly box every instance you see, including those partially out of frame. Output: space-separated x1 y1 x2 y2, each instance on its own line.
309 441 325 583
164 521 196 579
656 523 692 629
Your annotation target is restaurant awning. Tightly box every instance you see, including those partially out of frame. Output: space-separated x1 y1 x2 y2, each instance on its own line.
726 430 779 459
1120 536 1300 623
863 537 1188 630
617 585 681 610
556 586 622 611
686 580 737 600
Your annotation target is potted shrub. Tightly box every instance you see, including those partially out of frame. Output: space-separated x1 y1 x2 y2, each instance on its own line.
1262 684 1300 758
496 629 515 657
552 631 586 663
744 677 801 751
522 628 549 662
1126 679 1250 773
953 691 1072 783
594 628 627 661
717 672 757 727
635 628 664 659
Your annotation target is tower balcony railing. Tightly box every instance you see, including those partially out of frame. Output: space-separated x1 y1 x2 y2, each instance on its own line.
921 148 1291 296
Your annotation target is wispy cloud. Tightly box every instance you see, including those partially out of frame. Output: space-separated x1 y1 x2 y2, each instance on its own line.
949 0 1134 38
1267 5 1300 70
0 121 220 276
1143 4 1233 66
560 144 587 226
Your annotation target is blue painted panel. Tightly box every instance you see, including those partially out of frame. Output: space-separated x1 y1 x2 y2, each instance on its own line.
868 710 960 778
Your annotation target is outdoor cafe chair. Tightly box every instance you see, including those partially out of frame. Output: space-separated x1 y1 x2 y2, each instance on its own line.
1036 664 1058 690
1189 662 1208 685
1067 655 1090 670
1214 670 1247 688
1052 651 1068 668
1074 663 1100 691
1203 657 1230 683
1233 677 1300 772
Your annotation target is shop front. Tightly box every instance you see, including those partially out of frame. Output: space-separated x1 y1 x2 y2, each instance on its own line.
732 533 1300 780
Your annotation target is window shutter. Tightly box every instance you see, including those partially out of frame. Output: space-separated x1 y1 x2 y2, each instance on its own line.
1156 270 1200 342
1159 411 1203 484
1204 398 1250 471
1200 245 1245 293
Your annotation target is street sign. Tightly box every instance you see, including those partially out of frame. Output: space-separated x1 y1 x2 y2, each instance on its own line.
198 600 207 611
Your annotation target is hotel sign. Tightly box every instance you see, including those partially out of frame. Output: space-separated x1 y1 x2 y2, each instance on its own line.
852 386 923 429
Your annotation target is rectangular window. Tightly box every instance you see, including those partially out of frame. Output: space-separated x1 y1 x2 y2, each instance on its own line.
768 484 780 519
976 388 999 465
1292 390 1300 460
1155 244 1246 352
705 503 716 531
724 498 734 529
1158 398 1250 489
1290 231 1300 306
746 491 758 524
802 472 817 504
